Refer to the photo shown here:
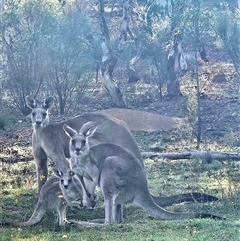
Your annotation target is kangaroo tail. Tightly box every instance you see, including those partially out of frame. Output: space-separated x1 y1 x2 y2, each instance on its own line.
151 192 218 207
13 206 46 227
136 195 222 220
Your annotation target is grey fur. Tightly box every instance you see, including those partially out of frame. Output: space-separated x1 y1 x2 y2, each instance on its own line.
10 171 83 227
26 96 218 209
25 96 142 208
64 123 221 223
53 169 83 210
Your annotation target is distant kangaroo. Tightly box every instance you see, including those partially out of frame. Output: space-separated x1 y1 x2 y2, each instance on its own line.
64 122 221 223
3 171 83 227
26 96 218 208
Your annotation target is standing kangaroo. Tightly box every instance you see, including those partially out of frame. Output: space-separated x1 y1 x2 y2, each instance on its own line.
26 96 218 208
3 171 83 227
64 122 221 223
26 95 143 207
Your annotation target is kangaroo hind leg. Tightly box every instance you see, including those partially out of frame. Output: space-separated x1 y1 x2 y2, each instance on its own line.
104 197 114 223
36 156 48 194
57 204 67 226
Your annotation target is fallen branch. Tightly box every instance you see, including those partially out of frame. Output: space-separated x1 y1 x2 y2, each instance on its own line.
0 155 33 163
1 150 240 164
141 150 240 162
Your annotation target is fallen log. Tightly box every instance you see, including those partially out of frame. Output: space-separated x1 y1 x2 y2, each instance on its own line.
141 150 240 162
1 150 240 164
0 155 33 163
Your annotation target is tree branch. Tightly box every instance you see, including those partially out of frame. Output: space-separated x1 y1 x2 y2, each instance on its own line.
1 155 34 163
141 150 240 162
1 150 240 164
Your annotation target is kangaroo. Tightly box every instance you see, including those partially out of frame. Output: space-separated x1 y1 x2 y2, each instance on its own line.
3 171 83 227
26 95 143 207
52 169 84 210
26 96 218 209
64 122 222 223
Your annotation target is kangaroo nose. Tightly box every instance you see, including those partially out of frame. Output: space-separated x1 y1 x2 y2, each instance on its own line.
36 121 42 125
75 148 81 154
63 185 68 189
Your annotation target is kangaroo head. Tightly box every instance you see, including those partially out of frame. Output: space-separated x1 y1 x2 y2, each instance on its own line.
26 96 54 129
53 169 75 189
63 122 98 157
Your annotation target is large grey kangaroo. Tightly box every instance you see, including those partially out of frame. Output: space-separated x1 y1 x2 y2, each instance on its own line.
3 171 83 227
64 122 221 223
26 96 218 208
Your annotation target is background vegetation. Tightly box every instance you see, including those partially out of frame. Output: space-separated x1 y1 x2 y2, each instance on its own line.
0 0 239 241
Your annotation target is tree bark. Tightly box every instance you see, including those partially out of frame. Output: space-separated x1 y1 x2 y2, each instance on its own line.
128 52 141 83
166 31 187 97
98 0 130 107
166 0 187 97
100 40 126 107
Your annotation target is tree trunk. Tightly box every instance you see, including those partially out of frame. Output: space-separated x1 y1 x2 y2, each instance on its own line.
166 1 187 97
166 32 187 97
100 42 126 107
98 0 129 107
127 40 141 84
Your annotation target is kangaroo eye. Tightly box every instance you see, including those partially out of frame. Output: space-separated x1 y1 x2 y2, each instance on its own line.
71 140 75 146
61 180 64 183
32 112 36 117
82 140 86 145
42 113 47 118
68 179 72 183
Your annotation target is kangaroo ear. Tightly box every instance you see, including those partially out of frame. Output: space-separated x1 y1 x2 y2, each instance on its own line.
80 121 98 138
53 169 63 178
63 124 78 138
26 96 37 109
86 125 98 138
43 97 54 110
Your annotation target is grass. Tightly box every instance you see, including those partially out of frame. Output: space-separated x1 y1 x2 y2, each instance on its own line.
1 220 240 241
1 155 239 241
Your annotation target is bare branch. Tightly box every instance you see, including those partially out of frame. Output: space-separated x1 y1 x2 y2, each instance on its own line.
1 155 33 163
142 150 240 162
2 150 240 164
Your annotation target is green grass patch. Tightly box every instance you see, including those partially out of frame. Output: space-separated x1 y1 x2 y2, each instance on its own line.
1 157 239 241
